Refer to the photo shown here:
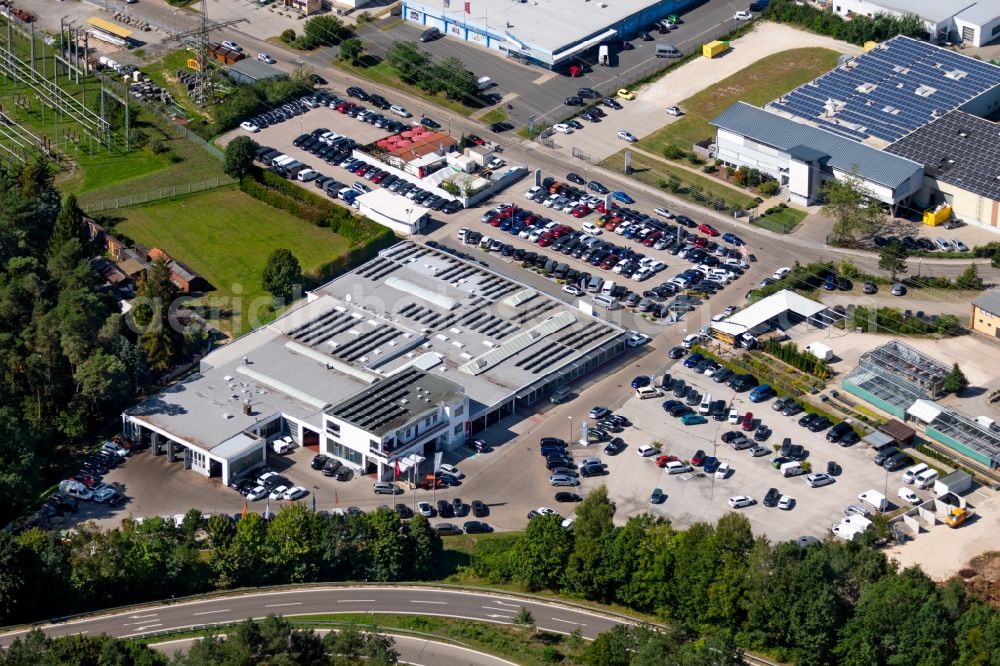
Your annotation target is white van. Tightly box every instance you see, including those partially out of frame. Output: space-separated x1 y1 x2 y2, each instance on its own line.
636 386 662 400
272 438 294 454
858 489 888 513
666 460 693 474
594 294 620 310
273 154 295 167
902 463 929 484
914 469 939 490
780 461 804 477
699 393 712 415
601 280 616 296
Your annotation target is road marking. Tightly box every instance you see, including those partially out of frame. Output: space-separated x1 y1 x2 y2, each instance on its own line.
192 609 231 616
264 603 303 608
336 599 376 603
409 600 447 605
485 613 516 619
128 613 159 619
550 618 585 626
493 601 520 608
136 624 163 631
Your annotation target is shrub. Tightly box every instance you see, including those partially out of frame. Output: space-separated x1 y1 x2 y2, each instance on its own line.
686 153 704 165
280 28 296 43
663 145 686 160
758 179 779 196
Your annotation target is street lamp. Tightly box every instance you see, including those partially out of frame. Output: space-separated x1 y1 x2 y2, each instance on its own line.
568 415 573 444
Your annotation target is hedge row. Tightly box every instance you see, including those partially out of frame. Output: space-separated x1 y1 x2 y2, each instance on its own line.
760 339 831 379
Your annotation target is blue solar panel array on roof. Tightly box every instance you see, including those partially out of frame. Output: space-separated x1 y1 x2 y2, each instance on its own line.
769 35 1000 144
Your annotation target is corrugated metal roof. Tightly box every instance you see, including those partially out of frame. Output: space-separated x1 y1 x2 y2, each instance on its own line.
712 102 923 189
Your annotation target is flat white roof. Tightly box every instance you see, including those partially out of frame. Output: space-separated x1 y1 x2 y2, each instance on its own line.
407 0 657 56
356 188 430 220
907 399 944 423
725 289 826 330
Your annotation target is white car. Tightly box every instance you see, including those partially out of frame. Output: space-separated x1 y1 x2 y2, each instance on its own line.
417 501 433 517
728 495 755 509
536 507 560 517
666 106 682 116
553 123 573 134
563 284 583 296
778 495 794 510
257 471 278 485
734 10 753 20
284 486 309 500
439 463 464 479
626 332 650 347
898 487 920 504
772 267 791 280
653 207 674 218
637 444 657 457
257 52 276 64
715 462 730 479
617 130 637 143
239 121 259 133
525 186 542 200
269 485 289 500
806 473 834 488
296 169 319 182
486 158 506 170
246 486 268 501
222 40 242 52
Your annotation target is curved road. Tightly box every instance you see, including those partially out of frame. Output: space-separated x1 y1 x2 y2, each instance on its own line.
0 587 629 643
152 633 518 666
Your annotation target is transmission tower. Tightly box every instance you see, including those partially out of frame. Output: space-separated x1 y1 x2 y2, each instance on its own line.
164 0 247 106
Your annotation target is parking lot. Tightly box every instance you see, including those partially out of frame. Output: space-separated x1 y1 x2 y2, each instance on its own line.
594 357 938 542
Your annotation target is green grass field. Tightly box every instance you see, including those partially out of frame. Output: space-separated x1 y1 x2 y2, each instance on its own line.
115 188 352 336
638 48 843 155
601 152 758 212
753 207 807 234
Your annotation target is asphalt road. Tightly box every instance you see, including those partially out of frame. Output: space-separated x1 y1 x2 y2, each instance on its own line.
0 587 629 644
152 632 519 666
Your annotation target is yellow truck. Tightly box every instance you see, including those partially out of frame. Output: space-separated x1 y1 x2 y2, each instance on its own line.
945 506 972 527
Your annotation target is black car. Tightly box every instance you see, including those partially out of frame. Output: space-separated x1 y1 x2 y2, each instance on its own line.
713 368 734 384
588 180 609 194
555 492 583 502
808 416 832 432
452 497 465 517
883 452 912 471
675 215 696 228
436 499 454 518
763 487 781 507
334 468 353 481
347 86 369 100
782 401 804 417
668 346 685 359
604 437 627 455
577 87 600 99
471 500 488 517
420 117 442 129
564 96 584 106
395 503 413 519
639 31 653 40
798 412 819 428
826 422 854 443
603 98 623 110
490 122 514 132
580 464 607 477
311 454 329 470
567 172 586 185
463 520 492 534
873 446 899 466
826 461 839 476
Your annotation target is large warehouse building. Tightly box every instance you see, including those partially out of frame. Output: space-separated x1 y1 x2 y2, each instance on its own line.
400 0 696 69
831 0 1000 48
123 242 628 485
712 102 924 208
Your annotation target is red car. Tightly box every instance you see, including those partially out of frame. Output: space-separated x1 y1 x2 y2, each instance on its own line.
691 449 707 466
537 234 555 247
595 201 615 214
699 223 720 237
469 135 486 146
693 236 708 248
498 207 516 220
600 256 619 270
655 454 679 468
568 64 583 77
371 171 388 184
489 217 502 227
571 205 588 218
742 412 754 431
643 231 663 247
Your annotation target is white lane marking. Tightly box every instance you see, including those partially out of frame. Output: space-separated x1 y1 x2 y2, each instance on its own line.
493 601 520 608
136 624 163 631
485 613 516 619
409 600 447 605
192 609 231 616
264 603 303 608
128 614 159 619
336 599 375 603
550 618 584 626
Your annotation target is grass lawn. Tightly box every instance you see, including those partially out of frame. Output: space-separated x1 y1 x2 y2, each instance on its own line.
480 108 508 125
601 151 758 212
638 48 843 155
141 49 212 123
114 188 352 336
753 207 806 234
330 58 476 117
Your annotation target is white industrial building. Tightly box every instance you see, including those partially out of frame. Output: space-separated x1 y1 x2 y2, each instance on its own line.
400 0 697 69
711 102 924 208
123 242 627 484
831 0 1000 47
356 189 430 235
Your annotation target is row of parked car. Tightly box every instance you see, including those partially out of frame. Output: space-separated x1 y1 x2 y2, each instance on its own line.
872 234 969 253
49 439 135 517
230 469 310 502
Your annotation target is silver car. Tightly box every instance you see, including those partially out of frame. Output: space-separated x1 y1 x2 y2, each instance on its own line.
549 474 579 487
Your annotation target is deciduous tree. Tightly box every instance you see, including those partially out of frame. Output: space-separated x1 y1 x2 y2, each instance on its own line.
261 248 303 302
